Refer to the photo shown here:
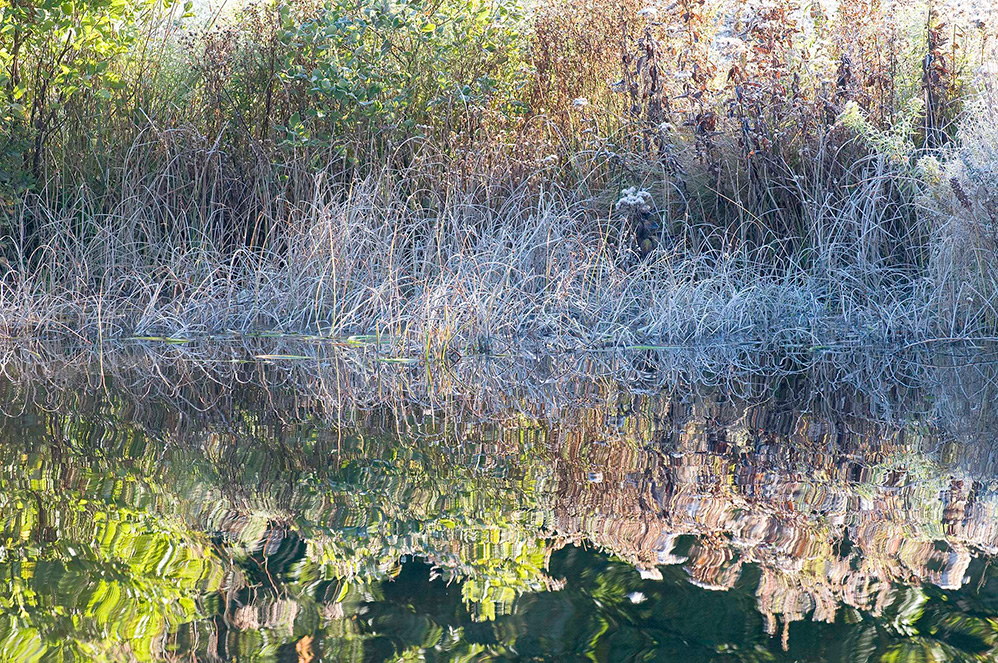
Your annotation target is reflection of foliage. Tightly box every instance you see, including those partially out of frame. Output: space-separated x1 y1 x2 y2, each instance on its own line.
0 439 224 661
0 401 564 659
3 375 998 660
297 439 554 622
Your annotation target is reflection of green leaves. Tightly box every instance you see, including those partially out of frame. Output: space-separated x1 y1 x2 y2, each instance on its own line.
0 401 562 658
0 404 225 661
5 385 998 661
0 497 221 661
885 587 929 636
299 438 554 622
879 639 958 663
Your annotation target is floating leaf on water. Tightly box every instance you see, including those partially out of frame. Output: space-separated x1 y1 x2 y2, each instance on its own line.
126 336 192 344
346 334 392 346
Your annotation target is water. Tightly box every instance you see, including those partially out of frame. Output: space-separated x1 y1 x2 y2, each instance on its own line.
2 346 998 662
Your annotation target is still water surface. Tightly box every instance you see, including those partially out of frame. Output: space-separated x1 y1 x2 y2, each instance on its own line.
1 349 998 661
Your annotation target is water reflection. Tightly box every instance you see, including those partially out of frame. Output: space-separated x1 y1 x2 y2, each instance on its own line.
1 344 998 661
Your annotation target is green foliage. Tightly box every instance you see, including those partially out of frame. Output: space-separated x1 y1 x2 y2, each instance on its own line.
839 98 927 166
277 0 526 151
0 0 178 189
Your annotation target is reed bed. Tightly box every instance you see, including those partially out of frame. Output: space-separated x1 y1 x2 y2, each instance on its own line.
0 141 979 356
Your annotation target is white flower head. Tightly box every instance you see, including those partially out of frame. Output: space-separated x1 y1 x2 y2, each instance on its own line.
616 187 654 214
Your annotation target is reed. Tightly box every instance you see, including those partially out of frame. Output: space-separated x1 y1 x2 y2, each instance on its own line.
0 130 974 353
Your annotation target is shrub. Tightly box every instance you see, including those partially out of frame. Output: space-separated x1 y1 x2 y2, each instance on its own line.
276 0 527 159
0 0 184 187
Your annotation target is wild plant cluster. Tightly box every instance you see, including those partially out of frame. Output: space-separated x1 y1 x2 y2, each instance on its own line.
1 0 997 352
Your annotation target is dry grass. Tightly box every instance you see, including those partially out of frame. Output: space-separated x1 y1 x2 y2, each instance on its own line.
0 137 959 356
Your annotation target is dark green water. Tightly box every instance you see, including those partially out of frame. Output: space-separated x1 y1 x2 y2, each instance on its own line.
2 351 998 662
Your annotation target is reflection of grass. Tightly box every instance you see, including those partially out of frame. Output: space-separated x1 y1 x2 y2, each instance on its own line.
2 360 998 659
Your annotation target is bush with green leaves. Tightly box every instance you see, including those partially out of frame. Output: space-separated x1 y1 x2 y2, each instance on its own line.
276 0 527 155
0 0 186 192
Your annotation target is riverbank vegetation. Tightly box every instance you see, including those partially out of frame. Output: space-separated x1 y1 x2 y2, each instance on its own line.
1 0 997 354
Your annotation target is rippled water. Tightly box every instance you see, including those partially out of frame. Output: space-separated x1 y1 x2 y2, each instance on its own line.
2 346 998 661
